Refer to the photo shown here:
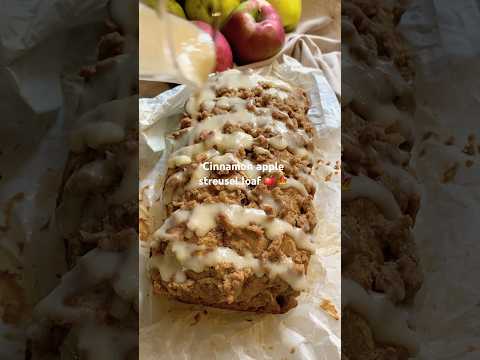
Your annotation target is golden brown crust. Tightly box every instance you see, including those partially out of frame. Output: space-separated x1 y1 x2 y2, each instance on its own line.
151 265 300 314
342 198 423 304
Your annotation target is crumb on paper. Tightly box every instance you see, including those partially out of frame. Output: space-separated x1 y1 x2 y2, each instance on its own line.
171 128 189 139
422 131 437 141
0 192 24 233
466 160 474 168
139 185 150 202
462 134 476 156
467 345 479 352
325 173 333 182
290 348 296 354
442 163 459 183
320 299 339 320
190 312 201 326
445 135 455 146
139 203 153 241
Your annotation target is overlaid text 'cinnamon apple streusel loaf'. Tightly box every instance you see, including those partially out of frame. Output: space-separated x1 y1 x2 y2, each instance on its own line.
148 70 319 313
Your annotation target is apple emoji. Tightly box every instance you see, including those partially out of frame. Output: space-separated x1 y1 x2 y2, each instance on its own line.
263 176 276 186
222 0 285 64
277 175 287 185
193 21 233 72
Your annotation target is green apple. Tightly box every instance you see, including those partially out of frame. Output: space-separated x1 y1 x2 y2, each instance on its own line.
142 0 157 8
185 0 240 27
267 0 301 32
167 0 187 18
142 0 186 19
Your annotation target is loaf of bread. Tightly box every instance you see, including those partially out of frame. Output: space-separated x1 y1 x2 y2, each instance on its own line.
341 1 423 358
149 70 319 314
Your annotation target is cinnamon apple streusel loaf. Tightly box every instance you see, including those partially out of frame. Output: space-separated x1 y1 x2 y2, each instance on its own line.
341 1 423 359
148 70 319 314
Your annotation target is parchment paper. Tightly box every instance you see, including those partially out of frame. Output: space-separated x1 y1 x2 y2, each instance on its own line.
139 56 341 360
0 1 112 357
399 1 480 359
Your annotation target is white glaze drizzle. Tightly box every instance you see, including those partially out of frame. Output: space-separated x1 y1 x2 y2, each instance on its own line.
154 204 315 251
280 178 309 196
185 69 292 114
192 110 289 139
342 278 419 355
34 230 138 323
381 161 420 196
342 174 402 220
342 19 413 143
149 240 307 290
70 96 137 152
260 194 280 212
204 131 254 152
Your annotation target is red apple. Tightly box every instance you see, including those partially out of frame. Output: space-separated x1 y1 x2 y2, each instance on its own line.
193 20 234 72
222 0 285 64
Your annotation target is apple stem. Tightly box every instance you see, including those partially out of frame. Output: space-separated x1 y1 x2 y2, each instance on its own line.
253 8 262 22
211 7 222 30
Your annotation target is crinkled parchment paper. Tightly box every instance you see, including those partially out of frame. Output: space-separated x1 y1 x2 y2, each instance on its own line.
0 1 113 357
399 1 480 359
139 56 341 360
